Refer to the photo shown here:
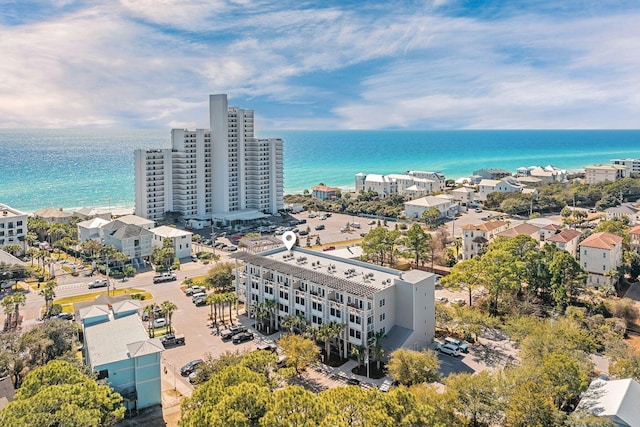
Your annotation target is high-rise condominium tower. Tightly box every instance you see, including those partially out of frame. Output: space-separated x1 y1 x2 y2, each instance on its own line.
135 94 283 224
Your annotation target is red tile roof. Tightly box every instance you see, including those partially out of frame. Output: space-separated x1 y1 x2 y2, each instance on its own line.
546 229 581 243
580 232 623 250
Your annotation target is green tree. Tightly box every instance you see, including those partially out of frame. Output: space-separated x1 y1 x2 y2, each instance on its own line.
549 249 587 307
404 223 429 267
205 262 235 292
440 258 483 307
609 351 640 382
143 303 159 337
276 334 319 374
0 360 124 426
422 206 441 228
446 371 501 427
318 386 390 427
260 386 327 427
387 348 440 386
39 280 57 319
540 351 590 409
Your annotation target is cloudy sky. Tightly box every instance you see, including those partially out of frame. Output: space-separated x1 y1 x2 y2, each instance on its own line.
1 0 639 130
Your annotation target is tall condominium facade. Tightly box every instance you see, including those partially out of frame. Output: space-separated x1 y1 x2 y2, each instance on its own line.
135 94 283 223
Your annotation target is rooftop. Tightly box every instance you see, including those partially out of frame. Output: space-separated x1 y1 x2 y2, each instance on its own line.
580 232 623 250
151 225 193 238
0 204 26 218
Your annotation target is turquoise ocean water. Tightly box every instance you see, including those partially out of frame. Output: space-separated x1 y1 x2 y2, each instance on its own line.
1 129 640 212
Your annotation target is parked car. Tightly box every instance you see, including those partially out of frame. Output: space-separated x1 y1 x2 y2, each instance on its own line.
142 307 163 321
367 220 377 225
153 272 177 284
56 312 74 321
160 333 185 347
319 215 327 220
435 296 448 304
232 332 254 344
315 224 325 230
437 342 460 357
221 325 247 340
445 337 469 353
194 296 207 307
451 298 466 306
299 229 309 236
379 379 393 392
225 245 238 252
346 378 360 386
180 359 203 376
296 219 307 225
323 246 336 251
185 286 206 296
475 208 483 213
308 213 317 218
191 292 206 302
257 344 278 353
152 318 167 328
191 254 198 262
88 279 108 289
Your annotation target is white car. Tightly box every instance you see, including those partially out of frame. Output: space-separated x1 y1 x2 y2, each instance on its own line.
451 298 467 306
435 296 448 304
152 318 167 328
437 342 460 357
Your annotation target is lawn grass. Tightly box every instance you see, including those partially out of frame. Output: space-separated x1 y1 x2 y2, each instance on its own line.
54 288 153 313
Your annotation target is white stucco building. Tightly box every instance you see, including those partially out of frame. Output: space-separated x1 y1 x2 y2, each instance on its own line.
579 232 623 287
232 248 436 357
77 217 111 242
0 204 27 251
135 94 284 224
150 226 192 259
477 177 526 202
461 220 509 259
355 171 445 199
404 195 457 219
612 158 640 175
584 164 629 185
102 220 154 262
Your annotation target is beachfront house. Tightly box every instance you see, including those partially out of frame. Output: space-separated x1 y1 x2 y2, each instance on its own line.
579 232 623 287
584 164 629 185
472 168 511 180
404 195 457 219
150 225 193 259
355 171 446 200
461 220 509 259
33 207 73 224
311 185 341 201
0 204 27 253
80 301 163 412
450 187 476 206
73 207 112 221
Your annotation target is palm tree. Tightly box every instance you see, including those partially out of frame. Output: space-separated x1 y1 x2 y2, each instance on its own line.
318 323 334 363
351 344 366 370
369 330 386 371
332 322 347 359
8 293 26 329
262 299 277 333
225 292 238 325
160 301 177 333
39 280 57 319
2 296 14 330
25 248 39 266
280 314 298 334
143 303 159 337
205 293 218 325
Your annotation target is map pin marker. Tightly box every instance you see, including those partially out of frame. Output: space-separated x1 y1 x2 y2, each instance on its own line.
282 231 296 251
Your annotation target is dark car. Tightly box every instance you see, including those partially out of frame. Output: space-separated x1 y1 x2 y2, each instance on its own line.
257 344 277 353
160 333 185 347
220 325 247 340
315 224 325 231
180 359 203 376
56 312 74 321
232 332 254 344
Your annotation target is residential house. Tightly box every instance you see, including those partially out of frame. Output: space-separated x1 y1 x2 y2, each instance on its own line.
546 229 582 258
579 232 623 287
584 164 628 185
232 248 436 357
450 187 476 206
33 207 73 224
150 225 193 259
80 301 163 411
311 185 341 201
605 203 639 225
0 204 27 251
355 171 446 199
477 178 526 202
77 217 110 242
461 220 509 259
496 223 541 240
404 195 456 219
114 214 155 231
472 168 512 180
576 376 640 427
73 207 112 221
516 165 567 183
102 220 154 262
630 225 640 254
612 158 640 175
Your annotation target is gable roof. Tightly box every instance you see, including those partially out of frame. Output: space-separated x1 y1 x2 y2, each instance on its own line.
580 232 623 250
630 225 640 235
114 214 154 227
497 223 540 238
462 220 508 232
576 377 640 426
112 300 141 315
33 207 72 219
405 195 451 208
79 305 111 321
127 339 164 358
77 217 110 229
151 225 192 239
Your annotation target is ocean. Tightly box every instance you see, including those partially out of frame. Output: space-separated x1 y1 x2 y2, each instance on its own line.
1 129 640 213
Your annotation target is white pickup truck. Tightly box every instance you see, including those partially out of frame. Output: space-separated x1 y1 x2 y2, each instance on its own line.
153 272 177 284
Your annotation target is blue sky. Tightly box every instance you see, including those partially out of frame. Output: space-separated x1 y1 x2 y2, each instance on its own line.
1 0 639 130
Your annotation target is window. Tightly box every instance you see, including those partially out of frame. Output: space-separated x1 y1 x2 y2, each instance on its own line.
379 299 385 307
603 253 606 258
379 313 386 321
97 369 109 380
